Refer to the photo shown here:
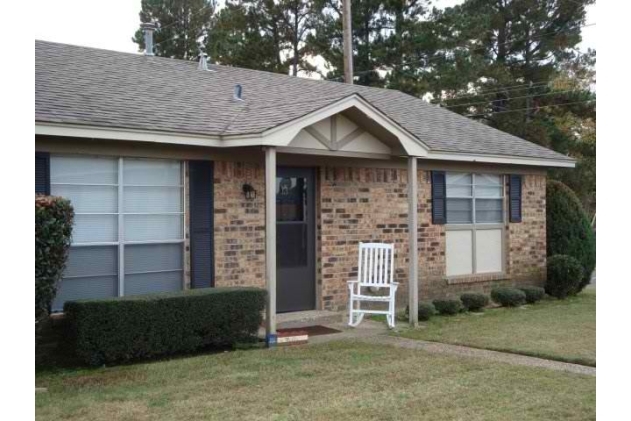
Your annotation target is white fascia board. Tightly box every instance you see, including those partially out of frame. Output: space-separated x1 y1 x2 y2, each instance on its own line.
426 151 576 168
36 122 226 147
260 94 430 156
37 122 574 168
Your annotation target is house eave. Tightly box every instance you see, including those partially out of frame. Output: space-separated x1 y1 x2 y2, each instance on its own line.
425 151 576 168
35 121 575 168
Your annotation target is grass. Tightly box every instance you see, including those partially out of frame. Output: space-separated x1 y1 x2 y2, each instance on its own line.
36 341 594 421
397 290 596 366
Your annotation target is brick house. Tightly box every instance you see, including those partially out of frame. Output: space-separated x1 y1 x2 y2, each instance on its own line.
35 40 573 333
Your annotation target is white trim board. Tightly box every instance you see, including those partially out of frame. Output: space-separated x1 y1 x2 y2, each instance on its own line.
426 151 575 168
36 119 575 168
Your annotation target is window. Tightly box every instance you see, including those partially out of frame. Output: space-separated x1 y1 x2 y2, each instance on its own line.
445 173 504 277
276 176 308 267
446 173 503 224
51 155 184 311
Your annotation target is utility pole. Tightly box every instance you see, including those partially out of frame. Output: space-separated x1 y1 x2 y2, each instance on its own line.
342 0 353 84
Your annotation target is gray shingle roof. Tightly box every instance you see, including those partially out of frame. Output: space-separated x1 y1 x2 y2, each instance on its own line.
36 40 572 162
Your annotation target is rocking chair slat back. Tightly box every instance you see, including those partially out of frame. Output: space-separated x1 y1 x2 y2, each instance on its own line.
357 242 394 286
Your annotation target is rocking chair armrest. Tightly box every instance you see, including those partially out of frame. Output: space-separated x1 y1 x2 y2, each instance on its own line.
347 280 358 292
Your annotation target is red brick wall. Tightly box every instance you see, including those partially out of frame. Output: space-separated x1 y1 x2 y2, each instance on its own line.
213 161 266 287
208 161 546 312
318 167 410 310
317 167 546 310
507 174 547 286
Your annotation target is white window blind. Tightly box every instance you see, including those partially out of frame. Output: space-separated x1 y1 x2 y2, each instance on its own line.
445 172 505 276
50 155 184 310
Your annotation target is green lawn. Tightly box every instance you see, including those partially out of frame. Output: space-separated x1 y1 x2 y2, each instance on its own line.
36 341 594 421
397 290 596 366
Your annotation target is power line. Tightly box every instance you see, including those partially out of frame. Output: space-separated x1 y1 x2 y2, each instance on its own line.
430 81 553 103
463 99 595 118
442 88 584 109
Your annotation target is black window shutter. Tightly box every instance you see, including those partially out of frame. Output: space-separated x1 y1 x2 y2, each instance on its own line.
509 174 522 223
189 161 215 288
431 171 446 225
35 152 50 195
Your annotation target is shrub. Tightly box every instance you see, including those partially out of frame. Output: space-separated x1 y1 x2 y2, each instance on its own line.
418 302 436 321
404 302 436 321
491 287 526 307
432 299 463 315
519 286 546 304
35 195 74 320
64 287 266 365
545 255 584 299
547 180 596 292
460 293 489 312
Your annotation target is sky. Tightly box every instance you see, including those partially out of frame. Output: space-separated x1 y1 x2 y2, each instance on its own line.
34 0 596 61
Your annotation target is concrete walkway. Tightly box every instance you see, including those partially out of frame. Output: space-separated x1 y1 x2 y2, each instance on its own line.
310 320 596 377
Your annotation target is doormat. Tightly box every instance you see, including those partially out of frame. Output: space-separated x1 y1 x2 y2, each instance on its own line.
278 325 342 337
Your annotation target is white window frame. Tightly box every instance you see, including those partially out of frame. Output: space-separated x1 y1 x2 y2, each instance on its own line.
52 154 186 298
445 172 506 276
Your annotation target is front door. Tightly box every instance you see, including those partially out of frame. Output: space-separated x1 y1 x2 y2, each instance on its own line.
276 167 316 312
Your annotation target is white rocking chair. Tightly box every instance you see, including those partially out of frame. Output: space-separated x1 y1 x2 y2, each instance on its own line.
348 242 399 328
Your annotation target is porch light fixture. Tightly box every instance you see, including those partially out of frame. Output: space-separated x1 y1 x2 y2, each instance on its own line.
242 183 257 200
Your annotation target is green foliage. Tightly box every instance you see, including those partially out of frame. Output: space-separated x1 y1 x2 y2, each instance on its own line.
207 1 288 74
432 299 463 316
64 288 267 366
546 180 596 291
418 302 436 321
405 302 436 321
546 255 584 299
35 196 74 320
133 0 215 60
491 287 526 307
460 293 489 312
519 286 546 304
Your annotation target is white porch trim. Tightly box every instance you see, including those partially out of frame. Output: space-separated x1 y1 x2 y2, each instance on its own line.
407 157 419 326
264 147 277 344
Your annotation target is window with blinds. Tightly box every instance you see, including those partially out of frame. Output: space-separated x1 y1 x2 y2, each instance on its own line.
445 172 504 277
446 173 503 224
50 155 184 311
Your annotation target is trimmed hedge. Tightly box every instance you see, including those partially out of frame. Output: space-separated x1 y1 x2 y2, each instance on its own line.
460 293 489 312
64 287 266 365
432 299 463 315
519 286 546 304
545 255 584 299
546 180 596 292
36 195 74 320
491 287 526 307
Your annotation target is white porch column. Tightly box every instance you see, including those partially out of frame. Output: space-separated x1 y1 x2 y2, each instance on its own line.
265 147 277 344
407 157 419 326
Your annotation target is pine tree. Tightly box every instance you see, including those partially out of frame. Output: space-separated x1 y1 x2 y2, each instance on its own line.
277 0 319 76
308 0 391 86
207 1 288 74
133 0 215 60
